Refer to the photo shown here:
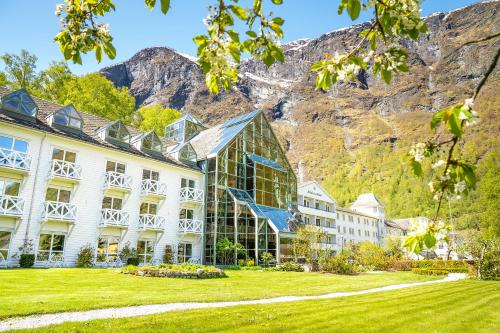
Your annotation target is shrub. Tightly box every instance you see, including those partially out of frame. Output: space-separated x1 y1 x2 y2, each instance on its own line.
246 259 255 267
224 265 241 270
76 244 95 267
121 263 226 279
354 242 387 271
391 260 469 271
319 254 356 275
241 265 263 271
412 267 468 276
276 261 304 272
164 245 174 264
260 252 274 266
238 259 245 267
127 257 140 266
480 251 499 280
19 254 35 268
118 242 137 262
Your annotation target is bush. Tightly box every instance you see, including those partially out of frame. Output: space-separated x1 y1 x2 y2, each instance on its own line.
480 251 499 280
354 242 387 271
246 259 255 267
118 243 136 262
319 254 356 275
223 265 241 270
238 259 245 267
241 265 263 271
164 245 174 264
391 260 469 271
121 263 226 279
19 254 35 268
276 261 304 272
76 244 95 267
127 257 140 266
412 267 468 276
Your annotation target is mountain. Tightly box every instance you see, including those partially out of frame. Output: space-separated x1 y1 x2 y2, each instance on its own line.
100 1 500 227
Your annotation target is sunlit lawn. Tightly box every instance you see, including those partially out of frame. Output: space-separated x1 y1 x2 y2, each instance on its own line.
0 268 440 318
20 280 499 333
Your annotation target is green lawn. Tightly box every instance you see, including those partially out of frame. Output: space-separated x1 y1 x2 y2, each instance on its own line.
0 268 439 319
22 280 499 333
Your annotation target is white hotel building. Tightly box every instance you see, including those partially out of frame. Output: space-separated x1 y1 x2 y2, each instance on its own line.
0 88 205 267
299 182 387 252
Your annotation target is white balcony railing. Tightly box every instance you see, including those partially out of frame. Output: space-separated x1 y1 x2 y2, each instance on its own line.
0 148 31 172
49 160 82 181
103 171 132 190
42 201 77 222
178 218 203 234
99 209 129 228
179 187 204 204
141 179 167 197
138 214 166 230
0 195 24 217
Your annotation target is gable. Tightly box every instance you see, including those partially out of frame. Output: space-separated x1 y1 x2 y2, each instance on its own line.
298 181 335 204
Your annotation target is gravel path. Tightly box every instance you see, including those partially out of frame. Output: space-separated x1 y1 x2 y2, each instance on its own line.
0 273 466 331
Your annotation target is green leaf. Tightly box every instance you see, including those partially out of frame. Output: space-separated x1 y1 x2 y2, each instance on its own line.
228 5 247 20
316 69 331 91
410 160 423 177
447 108 463 137
271 46 284 63
103 42 116 60
381 68 392 84
193 35 208 46
423 232 437 249
227 30 240 43
95 45 102 63
144 0 156 10
346 0 361 20
272 17 285 26
404 236 420 254
461 163 477 189
271 0 283 4
310 61 326 71
431 108 446 130
160 0 170 14
246 30 257 38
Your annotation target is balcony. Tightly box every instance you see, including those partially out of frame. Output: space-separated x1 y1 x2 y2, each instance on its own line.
179 187 204 205
178 218 203 234
42 201 77 222
103 171 132 192
0 195 24 217
99 209 129 228
138 214 166 231
141 179 167 198
49 160 82 182
0 148 31 174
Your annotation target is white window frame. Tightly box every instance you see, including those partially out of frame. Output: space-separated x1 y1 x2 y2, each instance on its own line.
96 237 119 263
105 160 127 174
177 242 193 263
0 134 30 153
36 232 66 262
0 230 12 259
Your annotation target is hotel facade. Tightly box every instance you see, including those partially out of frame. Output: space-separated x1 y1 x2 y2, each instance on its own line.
0 88 300 267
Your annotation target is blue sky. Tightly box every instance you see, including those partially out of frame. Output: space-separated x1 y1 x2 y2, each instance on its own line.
0 0 481 75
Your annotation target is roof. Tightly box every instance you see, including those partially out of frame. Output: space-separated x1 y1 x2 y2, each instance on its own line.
384 219 406 230
189 110 260 160
351 193 384 208
0 88 200 172
336 206 379 219
298 181 336 204
169 114 205 127
247 153 285 171
227 187 296 232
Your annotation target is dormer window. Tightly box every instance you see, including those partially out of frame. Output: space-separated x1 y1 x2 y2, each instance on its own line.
140 132 162 153
179 143 197 162
51 104 83 131
165 115 205 143
1 89 38 118
106 121 130 143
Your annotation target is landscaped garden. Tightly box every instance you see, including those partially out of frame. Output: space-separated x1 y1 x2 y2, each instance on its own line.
0 268 440 319
9 280 500 333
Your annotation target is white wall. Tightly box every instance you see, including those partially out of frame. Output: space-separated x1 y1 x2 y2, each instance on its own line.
0 122 204 266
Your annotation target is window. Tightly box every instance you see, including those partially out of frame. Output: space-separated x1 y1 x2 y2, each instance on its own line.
315 202 320 209
37 233 65 261
0 231 11 258
0 135 28 153
142 169 159 181
326 205 330 212
45 187 71 203
304 216 310 224
137 240 154 264
358 229 361 236
315 218 321 227
304 199 310 207
106 161 126 174
1 89 37 117
52 105 83 130
181 178 195 189
165 121 182 142
179 208 194 220
97 237 118 263
177 243 192 263
343 226 346 234
357 217 360 224
106 121 130 143
141 132 162 152
140 202 157 215
337 226 340 233
102 196 123 210
52 148 76 163
0 178 20 196
179 144 197 162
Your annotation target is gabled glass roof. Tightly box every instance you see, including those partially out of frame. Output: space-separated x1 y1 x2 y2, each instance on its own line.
139 131 162 152
52 104 83 130
209 119 252 155
222 110 259 128
1 89 38 117
103 120 130 143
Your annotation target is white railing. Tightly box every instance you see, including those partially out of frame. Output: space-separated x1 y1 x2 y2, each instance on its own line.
178 218 203 233
43 201 77 221
103 171 132 190
49 160 82 180
0 195 24 216
99 209 129 227
0 148 31 172
141 179 167 197
179 187 204 203
138 214 166 230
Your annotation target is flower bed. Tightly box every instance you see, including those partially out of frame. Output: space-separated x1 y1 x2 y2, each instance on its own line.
121 263 227 279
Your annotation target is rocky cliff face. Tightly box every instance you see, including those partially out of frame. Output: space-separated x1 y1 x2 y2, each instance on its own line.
100 1 500 191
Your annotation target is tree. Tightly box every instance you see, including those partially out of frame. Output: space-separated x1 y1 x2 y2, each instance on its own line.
383 235 404 259
38 61 76 103
61 73 135 123
215 237 246 265
0 72 7 86
133 104 181 136
457 229 499 280
0 49 41 93
354 242 386 271
292 225 327 267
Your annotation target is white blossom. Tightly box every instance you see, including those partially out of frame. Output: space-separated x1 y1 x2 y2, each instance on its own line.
55 4 63 16
432 159 445 169
454 181 466 193
98 24 110 36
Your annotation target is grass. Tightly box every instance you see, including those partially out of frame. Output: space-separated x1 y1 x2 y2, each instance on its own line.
19 280 500 333
0 268 439 319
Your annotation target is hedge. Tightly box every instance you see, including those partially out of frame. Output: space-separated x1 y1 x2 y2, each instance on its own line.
412 267 468 276
121 263 227 279
392 260 469 271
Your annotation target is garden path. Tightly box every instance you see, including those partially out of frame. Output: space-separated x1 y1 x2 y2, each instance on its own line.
0 273 466 331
